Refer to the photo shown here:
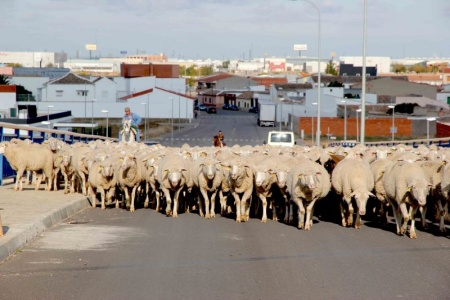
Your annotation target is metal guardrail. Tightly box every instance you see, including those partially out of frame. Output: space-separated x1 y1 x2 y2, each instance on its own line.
328 137 450 148
0 122 116 185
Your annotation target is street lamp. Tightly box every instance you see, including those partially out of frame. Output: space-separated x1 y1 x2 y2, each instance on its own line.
278 87 284 131
341 100 347 141
292 0 321 146
427 117 436 141
170 97 174 147
47 105 54 126
141 102 147 142
91 99 96 135
101 110 109 138
388 105 395 142
312 102 318 145
356 109 361 143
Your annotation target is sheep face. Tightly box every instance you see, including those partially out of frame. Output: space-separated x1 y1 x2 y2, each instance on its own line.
201 163 216 181
351 190 375 216
230 164 245 180
167 170 184 188
275 170 289 189
254 170 268 187
299 173 318 190
408 180 430 207
121 154 136 170
62 154 72 167
100 162 114 178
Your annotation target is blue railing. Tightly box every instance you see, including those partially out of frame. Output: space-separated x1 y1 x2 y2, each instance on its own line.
0 122 115 185
328 137 450 148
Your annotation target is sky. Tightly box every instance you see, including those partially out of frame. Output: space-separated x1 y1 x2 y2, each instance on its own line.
2 0 449 61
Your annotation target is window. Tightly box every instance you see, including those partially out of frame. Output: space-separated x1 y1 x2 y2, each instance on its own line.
77 90 88 96
56 90 63 97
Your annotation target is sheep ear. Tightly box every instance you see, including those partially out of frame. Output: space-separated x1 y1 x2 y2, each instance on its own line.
298 174 303 179
407 186 412 192
98 165 103 172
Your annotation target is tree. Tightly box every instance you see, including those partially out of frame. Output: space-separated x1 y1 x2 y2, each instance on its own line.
392 63 406 73
0 74 11 85
325 59 338 76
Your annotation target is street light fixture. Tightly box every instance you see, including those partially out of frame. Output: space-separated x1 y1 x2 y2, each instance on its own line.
427 117 436 141
101 110 109 138
356 109 362 143
341 100 347 141
46 105 54 138
388 105 395 142
141 102 147 142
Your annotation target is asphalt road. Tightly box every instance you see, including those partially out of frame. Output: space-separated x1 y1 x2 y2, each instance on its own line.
0 110 449 299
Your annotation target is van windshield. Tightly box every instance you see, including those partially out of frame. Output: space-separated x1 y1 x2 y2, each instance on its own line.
270 133 292 143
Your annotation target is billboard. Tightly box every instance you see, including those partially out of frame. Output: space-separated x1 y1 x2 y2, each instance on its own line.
293 44 307 51
85 44 97 51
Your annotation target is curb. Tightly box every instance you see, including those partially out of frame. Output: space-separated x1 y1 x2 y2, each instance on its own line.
0 197 90 263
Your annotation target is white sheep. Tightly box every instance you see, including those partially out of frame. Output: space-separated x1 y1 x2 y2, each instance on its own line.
288 158 331 230
191 157 223 219
117 152 146 212
252 157 278 223
331 158 375 229
156 153 191 217
228 157 254 223
88 158 117 209
383 161 431 238
0 141 53 191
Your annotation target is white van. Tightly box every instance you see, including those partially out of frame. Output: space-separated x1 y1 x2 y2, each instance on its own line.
266 131 296 147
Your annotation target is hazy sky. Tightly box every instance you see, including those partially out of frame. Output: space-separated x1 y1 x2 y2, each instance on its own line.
2 0 449 60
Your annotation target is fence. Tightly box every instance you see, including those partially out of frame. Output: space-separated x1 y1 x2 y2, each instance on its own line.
0 122 115 185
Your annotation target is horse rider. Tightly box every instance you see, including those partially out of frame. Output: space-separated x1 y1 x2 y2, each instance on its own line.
218 130 225 146
119 107 142 142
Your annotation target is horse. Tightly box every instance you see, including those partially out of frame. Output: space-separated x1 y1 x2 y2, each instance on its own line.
120 119 137 143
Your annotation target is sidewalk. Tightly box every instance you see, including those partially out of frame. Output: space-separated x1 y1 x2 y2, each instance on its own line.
0 180 90 263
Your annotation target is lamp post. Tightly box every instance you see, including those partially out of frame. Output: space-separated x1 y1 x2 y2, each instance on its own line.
278 87 283 131
47 105 53 128
427 117 436 141
292 0 321 146
312 102 317 145
341 100 347 141
141 102 147 142
178 91 181 130
356 109 361 143
388 105 395 142
170 97 174 147
91 99 96 135
101 110 109 138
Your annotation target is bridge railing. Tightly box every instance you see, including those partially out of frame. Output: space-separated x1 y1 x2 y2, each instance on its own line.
328 137 450 148
0 122 115 185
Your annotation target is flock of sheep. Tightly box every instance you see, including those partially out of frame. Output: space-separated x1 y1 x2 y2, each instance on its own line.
1 137 450 239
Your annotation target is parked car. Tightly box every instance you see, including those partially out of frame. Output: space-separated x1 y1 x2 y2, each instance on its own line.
222 104 230 110
249 106 258 113
207 107 217 114
198 104 207 111
229 105 239 111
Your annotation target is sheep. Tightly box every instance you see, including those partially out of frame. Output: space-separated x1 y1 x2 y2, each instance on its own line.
417 160 445 230
288 158 331 230
88 158 117 209
228 157 254 223
156 153 191 217
331 158 375 229
117 152 146 212
60 149 77 194
191 157 223 219
437 161 450 232
370 157 394 225
252 157 278 223
383 161 431 238
0 141 53 191
72 146 94 196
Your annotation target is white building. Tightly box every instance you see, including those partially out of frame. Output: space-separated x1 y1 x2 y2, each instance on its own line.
339 56 391 74
0 51 59 68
